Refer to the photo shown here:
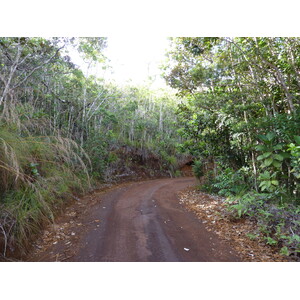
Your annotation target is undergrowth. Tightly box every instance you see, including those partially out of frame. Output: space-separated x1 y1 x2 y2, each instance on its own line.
0 121 90 258
198 162 300 261
226 192 300 260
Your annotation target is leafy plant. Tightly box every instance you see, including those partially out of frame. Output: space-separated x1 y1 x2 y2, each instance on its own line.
246 233 259 240
211 167 248 197
265 236 278 246
256 132 286 170
258 171 279 192
192 160 204 179
288 136 300 179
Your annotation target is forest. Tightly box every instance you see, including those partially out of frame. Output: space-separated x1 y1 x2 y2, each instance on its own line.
0 37 300 260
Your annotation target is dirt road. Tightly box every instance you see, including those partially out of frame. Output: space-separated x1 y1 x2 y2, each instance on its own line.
27 177 241 262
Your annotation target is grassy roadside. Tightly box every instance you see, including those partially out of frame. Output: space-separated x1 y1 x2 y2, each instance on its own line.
0 126 92 260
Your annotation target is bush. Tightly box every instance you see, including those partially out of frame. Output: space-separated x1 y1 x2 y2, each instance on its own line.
0 126 90 257
192 160 204 179
227 192 300 260
202 166 248 197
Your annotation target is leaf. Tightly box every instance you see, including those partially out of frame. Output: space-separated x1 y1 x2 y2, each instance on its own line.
266 237 277 245
263 158 273 167
256 144 266 151
259 171 271 180
280 246 289 256
266 132 276 142
273 144 283 150
294 136 300 145
261 152 272 159
292 234 300 242
272 161 282 169
257 134 268 143
274 154 284 161
271 180 279 186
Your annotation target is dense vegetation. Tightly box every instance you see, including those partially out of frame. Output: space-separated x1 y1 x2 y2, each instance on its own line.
1 37 300 260
163 37 300 259
0 37 185 258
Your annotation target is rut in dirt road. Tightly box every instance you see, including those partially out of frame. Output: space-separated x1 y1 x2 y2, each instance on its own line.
70 177 240 262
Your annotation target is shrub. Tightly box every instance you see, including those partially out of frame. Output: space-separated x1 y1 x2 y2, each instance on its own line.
227 192 300 260
192 160 204 179
0 126 90 257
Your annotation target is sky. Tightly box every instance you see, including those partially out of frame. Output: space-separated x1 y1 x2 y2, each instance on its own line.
103 36 170 87
70 37 171 88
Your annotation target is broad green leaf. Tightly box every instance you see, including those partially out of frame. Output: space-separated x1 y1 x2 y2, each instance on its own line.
266 132 276 141
257 134 268 143
294 136 300 145
271 180 279 186
258 152 272 160
274 154 284 161
263 158 273 167
255 144 267 151
260 171 271 179
272 161 282 169
262 152 272 159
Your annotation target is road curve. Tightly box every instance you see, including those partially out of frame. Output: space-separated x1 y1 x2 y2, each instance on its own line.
71 177 240 262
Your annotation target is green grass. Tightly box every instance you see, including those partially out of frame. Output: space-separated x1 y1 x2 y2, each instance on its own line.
0 125 90 258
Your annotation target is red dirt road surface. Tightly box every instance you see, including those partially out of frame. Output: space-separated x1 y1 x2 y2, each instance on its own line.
27 177 241 262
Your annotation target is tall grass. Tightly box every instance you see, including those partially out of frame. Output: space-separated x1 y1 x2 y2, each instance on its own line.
0 106 91 258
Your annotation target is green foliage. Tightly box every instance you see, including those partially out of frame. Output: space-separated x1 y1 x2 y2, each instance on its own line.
280 246 290 256
258 171 279 192
256 133 286 170
288 136 300 179
200 164 249 197
163 38 300 260
0 37 186 258
227 192 300 258
0 123 90 255
192 160 204 179
2 36 300 260
265 236 278 246
174 170 182 177
246 233 259 240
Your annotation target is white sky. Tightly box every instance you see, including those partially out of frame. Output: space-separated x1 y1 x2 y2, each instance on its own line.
69 37 171 88
103 36 170 87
